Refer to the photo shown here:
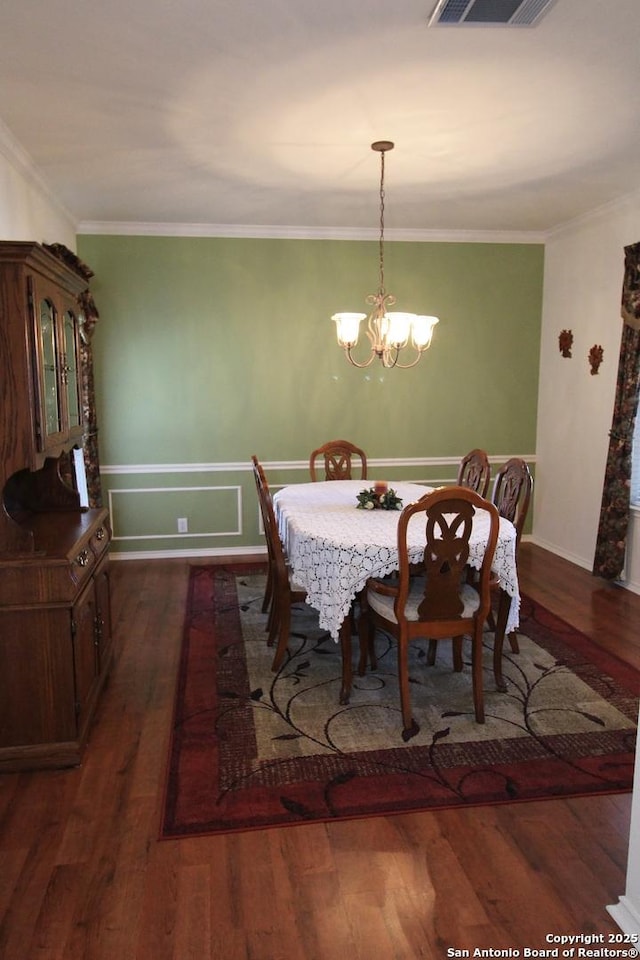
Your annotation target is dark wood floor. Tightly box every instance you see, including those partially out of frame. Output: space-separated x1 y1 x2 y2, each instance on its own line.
0 544 638 959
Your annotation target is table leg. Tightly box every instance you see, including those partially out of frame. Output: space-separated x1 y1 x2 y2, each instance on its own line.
493 588 511 693
339 618 352 705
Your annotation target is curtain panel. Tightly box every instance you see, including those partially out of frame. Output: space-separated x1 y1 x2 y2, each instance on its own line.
593 241 640 579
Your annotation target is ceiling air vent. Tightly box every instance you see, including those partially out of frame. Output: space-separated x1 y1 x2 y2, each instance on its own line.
427 0 558 27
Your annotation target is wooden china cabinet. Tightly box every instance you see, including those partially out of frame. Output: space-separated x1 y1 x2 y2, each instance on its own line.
0 241 112 771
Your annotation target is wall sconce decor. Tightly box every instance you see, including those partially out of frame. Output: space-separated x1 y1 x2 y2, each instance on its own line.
558 329 573 357
588 344 604 375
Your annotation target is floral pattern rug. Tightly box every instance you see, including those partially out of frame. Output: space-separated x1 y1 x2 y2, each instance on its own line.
160 564 639 838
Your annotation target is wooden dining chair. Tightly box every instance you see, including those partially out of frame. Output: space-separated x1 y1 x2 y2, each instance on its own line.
457 448 491 498
251 455 275 617
491 458 533 547
309 440 367 482
251 455 308 671
362 486 499 741
489 457 533 655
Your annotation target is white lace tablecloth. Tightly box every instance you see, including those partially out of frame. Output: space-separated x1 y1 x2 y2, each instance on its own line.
273 480 520 641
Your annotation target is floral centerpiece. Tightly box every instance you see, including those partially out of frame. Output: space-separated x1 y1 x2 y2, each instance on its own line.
356 486 403 511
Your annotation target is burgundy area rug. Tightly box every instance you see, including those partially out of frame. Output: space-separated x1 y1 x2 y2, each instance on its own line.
160 563 639 838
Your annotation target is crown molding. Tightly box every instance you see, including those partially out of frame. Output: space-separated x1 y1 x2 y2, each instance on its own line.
546 186 640 240
0 117 77 232
76 219 546 244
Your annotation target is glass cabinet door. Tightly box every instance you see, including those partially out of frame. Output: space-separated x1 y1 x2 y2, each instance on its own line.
38 298 62 438
63 309 82 429
30 275 85 461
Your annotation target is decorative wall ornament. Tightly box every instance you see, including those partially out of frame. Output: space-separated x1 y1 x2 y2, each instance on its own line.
558 329 573 357
589 344 604 375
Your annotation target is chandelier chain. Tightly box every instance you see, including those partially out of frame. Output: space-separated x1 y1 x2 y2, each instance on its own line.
379 150 386 294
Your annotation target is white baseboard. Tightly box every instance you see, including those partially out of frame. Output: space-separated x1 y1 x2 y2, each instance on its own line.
528 535 640 596
109 545 268 562
528 535 593 571
607 896 640 938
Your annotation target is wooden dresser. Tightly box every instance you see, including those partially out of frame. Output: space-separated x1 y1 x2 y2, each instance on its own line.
0 241 113 771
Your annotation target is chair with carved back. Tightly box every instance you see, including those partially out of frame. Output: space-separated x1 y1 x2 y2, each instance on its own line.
489 457 533 656
457 448 491 498
309 440 367 482
362 486 499 741
251 455 307 670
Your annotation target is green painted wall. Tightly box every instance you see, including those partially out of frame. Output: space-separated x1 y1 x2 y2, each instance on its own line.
77 234 543 555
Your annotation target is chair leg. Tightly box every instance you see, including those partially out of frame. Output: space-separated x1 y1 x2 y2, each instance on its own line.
357 630 375 676
339 619 353 705
492 588 511 693
397 637 419 741
362 630 377 673
427 639 437 666
266 596 275 644
262 565 273 615
265 566 278 645
267 594 279 648
508 631 519 654
370 631 377 670
356 593 377 675
452 636 464 672
471 625 485 724
349 602 358 638
271 599 291 673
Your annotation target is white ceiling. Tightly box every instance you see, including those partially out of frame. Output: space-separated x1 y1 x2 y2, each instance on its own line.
1 0 639 235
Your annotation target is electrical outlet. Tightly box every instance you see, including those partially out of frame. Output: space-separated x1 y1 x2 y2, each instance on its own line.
177 517 188 533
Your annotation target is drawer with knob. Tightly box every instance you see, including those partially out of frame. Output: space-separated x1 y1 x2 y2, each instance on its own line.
0 507 111 605
90 521 111 561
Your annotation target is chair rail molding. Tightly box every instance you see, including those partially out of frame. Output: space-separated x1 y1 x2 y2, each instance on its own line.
101 454 537 475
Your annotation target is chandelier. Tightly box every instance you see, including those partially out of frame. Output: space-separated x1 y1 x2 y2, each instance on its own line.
332 141 439 369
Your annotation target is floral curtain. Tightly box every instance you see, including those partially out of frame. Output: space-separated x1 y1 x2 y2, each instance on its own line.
592 241 640 579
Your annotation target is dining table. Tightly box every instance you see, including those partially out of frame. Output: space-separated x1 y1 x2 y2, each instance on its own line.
272 479 520 703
